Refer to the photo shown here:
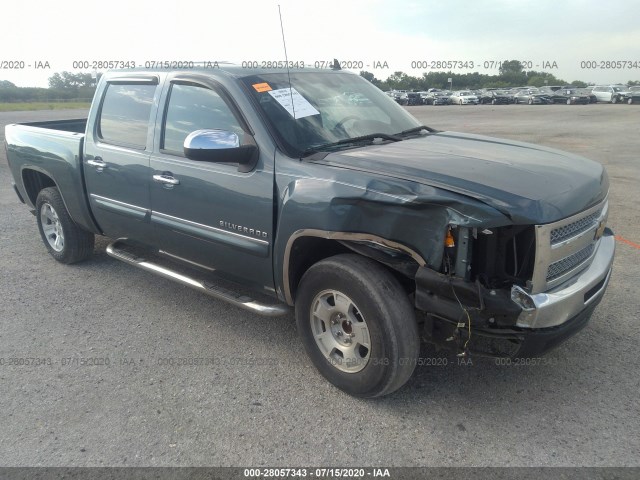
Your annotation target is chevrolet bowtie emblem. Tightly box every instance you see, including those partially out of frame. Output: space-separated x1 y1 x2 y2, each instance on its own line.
594 220 606 241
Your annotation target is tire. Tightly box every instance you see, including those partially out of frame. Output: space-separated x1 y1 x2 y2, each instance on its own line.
459 100 463 105
628 98 634 105
295 254 419 398
611 96 617 104
35 187 94 264
566 98 572 105
528 98 533 105
491 99 497 105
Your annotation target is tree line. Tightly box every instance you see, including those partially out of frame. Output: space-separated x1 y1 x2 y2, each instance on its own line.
0 72 99 103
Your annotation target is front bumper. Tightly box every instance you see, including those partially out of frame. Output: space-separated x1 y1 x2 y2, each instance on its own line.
513 229 615 328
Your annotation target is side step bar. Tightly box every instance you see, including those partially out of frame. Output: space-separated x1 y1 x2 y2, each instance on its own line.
106 240 290 317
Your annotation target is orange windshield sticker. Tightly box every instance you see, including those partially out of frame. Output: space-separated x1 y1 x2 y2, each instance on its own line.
253 82 272 92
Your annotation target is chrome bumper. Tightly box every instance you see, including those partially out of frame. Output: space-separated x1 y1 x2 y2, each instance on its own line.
513 231 615 329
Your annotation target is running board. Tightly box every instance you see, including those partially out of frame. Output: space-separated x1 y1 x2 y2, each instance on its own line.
106 240 290 317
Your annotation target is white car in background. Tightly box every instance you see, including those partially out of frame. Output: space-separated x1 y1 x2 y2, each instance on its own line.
450 90 479 105
591 85 627 103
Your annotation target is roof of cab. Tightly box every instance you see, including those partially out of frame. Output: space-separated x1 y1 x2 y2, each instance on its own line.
106 64 352 79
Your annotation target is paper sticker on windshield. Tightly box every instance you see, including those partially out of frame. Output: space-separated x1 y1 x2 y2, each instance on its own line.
252 82 272 92
268 87 320 119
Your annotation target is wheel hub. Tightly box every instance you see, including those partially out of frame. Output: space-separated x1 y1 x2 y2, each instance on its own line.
329 312 355 346
40 203 65 252
310 290 371 373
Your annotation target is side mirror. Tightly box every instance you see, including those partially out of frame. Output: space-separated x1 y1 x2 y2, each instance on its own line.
183 129 258 172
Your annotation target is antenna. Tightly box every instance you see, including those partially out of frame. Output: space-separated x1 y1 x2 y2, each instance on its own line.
278 4 296 118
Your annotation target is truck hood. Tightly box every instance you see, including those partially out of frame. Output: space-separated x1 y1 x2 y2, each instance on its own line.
308 132 608 224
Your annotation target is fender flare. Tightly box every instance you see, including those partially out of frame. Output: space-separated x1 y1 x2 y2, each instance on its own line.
282 229 427 305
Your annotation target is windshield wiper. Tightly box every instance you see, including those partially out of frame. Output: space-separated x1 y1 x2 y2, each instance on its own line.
302 133 401 157
395 125 435 136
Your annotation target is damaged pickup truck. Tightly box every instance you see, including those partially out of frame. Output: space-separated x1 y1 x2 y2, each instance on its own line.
5 67 615 397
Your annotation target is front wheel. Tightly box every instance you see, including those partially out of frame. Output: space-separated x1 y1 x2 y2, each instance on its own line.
36 187 94 264
611 96 618 104
295 254 419 398
628 98 634 105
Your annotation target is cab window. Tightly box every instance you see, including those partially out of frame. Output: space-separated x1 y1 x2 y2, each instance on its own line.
98 83 156 148
162 83 244 155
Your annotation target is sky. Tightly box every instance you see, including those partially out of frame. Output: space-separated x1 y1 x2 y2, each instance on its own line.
1 0 639 88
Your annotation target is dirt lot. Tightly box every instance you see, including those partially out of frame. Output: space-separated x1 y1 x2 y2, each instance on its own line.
0 105 638 467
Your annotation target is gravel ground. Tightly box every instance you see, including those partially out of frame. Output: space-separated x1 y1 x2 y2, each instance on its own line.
0 105 638 467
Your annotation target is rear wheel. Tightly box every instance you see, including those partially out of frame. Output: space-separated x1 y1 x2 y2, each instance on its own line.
628 97 634 105
611 95 618 104
36 187 94 264
295 254 419 398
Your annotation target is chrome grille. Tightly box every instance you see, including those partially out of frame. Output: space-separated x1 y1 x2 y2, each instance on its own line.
530 198 608 294
550 209 602 245
546 243 595 281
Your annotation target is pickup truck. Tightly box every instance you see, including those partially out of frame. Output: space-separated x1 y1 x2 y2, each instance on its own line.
5 67 615 397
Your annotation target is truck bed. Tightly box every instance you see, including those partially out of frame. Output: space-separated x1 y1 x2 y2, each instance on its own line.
4 121 99 234
19 118 87 134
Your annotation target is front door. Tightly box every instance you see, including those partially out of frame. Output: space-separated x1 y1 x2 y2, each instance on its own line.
149 78 275 292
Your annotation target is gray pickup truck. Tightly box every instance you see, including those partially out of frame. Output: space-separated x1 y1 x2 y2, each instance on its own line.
5 67 615 397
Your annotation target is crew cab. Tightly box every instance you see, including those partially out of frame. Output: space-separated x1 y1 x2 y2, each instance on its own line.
5 67 615 397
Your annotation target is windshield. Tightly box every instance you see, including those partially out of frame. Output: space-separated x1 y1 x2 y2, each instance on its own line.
241 72 422 157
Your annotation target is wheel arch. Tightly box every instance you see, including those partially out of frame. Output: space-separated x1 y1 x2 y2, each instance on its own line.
20 166 101 235
22 167 58 207
282 229 426 306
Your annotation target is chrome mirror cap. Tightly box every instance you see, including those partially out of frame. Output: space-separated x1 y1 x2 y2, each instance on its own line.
184 129 240 151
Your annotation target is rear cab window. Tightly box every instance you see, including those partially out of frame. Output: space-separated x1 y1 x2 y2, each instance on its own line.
98 83 156 149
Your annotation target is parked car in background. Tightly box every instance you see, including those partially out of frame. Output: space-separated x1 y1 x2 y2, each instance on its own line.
386 90 409 105
406 92 423 106
577 89 598 104
395 91 409 105
449 90 479 105
591 85 626 104
538 86 557 95
512 90 552 105
550 88 591 105
620 87 640 104
477 90 512 104
424 92 450 105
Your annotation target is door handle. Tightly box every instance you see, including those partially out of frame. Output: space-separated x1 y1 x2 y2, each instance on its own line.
87 157 107 172
153 174 180 186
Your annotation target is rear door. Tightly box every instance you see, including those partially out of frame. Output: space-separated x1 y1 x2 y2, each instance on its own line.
149 74 275 291
84 75 161 241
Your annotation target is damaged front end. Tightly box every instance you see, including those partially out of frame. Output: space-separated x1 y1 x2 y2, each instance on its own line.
416 225 532 358
415 197 614 358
